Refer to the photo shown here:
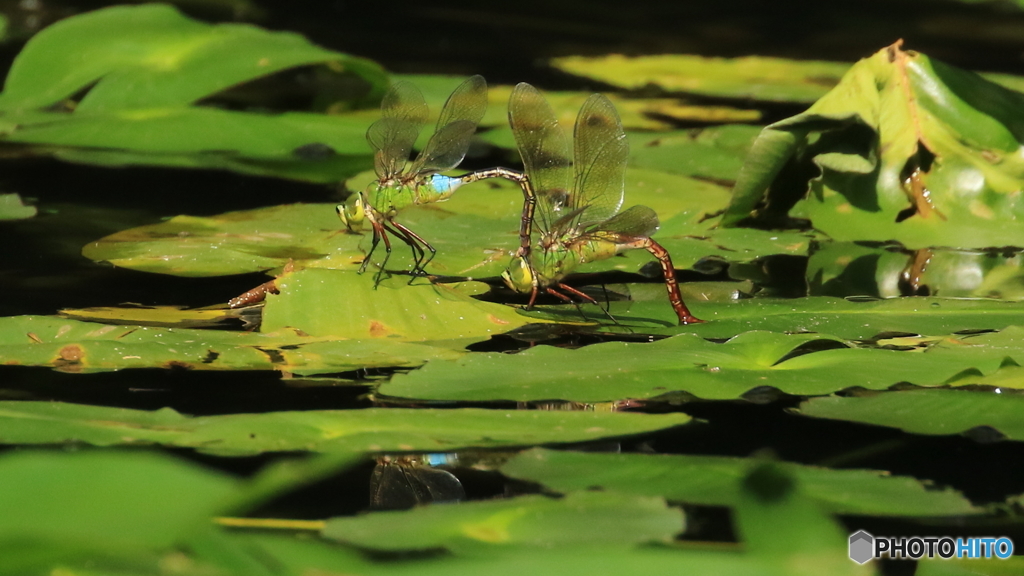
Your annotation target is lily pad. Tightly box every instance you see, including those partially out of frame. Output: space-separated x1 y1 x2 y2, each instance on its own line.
501 448 979 517
380 327 1024 402
798 388 1024 442
628 125 763 184
551 54 852 103
322 491 683 553
0 401 693 456
519 296 1024 340
724 42 1024 249
0 450 237 573
0 315 463 373
0 4 386 182
261 269 532 341
0 193 36 220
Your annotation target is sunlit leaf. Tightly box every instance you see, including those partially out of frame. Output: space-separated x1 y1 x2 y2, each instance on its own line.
798 388 1024 442
380 327 1024 402
261 269 532 341
551 54 852 103
0 315 462 373
322 491 683 553
725 42 1024 248
0 193 36 220
0 4 387 182
0 401 693 456
501 448 979 517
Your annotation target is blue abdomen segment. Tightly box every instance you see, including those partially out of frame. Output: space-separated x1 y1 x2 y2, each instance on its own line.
430 174 461 195
425 453 458 467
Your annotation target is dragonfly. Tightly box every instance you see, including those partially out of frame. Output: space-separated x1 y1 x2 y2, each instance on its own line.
338 75 535 285
369 453 464 510
501 83 703 325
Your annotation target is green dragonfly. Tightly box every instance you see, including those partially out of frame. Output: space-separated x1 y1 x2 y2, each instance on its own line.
338 75 534 284
501 83 703 325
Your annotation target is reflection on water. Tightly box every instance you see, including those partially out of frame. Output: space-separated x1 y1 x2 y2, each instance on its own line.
369 454 465 510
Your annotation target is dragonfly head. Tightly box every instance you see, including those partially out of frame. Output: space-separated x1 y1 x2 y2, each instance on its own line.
501 255 534 294
337 194 365 232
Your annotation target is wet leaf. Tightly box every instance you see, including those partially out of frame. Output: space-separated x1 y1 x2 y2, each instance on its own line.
501 448 979 517
798 388 1024 442
261 269 532 341
0 4 386 182
551 54 852 103
0 401 692 456
725 43 1024 248
0 315 462 373
380 327 1024 402
628 125 763 183
917 556 1024 576
0 193 36 220
322 491 682 553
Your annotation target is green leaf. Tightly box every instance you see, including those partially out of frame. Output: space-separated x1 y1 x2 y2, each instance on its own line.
0 5 386 182
725 43 1024 248
0 401 692 456
0 315 462 373
261 269 532 341
381 327 1024 402
0 450 237 571
628 125 763 184
501 448 979 517
551 54 852 103
798 388 1024 442
0 193 36 220
322 491 682 553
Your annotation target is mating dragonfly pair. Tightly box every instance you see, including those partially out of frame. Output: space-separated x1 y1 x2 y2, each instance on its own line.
338 76 703 325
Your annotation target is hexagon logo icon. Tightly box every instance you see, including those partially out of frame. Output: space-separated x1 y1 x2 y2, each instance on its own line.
849 530 874 564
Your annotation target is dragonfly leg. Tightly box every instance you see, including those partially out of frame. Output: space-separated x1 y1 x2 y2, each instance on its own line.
383 221 425 275
558 283 622 327
637 238 703 325
390 220 437 280
546 287 590 322
373 222 394 288
359 221 383 274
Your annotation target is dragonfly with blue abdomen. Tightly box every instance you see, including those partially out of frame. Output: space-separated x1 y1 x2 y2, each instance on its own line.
338 75 536 285
502 83 703 325
369 453 464 510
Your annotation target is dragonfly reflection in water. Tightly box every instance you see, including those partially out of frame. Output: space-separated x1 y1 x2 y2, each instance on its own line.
502 83 703 325
369 453 465 510
339 75 534 285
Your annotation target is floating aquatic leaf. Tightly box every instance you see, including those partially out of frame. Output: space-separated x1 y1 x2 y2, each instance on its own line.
725 42 1024 249
628 125 763 184
551 54 852 103
0 450 237 574
0 315 462 373
322 491 683 553
501 449 979 517
381 327 1024 402
799 389 1024 442
0 193 36 220
260 269 532 341
0 401 692 456
0 5 386 182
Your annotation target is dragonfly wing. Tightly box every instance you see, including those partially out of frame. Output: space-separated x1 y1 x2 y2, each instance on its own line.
572 94 627 228
586 204 659 242
409 75 488 174
509 83 573 235
366 81 429 179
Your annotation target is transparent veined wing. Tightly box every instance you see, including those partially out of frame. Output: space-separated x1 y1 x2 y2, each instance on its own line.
409 75 488 175
366 81 429 179
583 204 659 244
509 83 573 236
571 94 627 229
